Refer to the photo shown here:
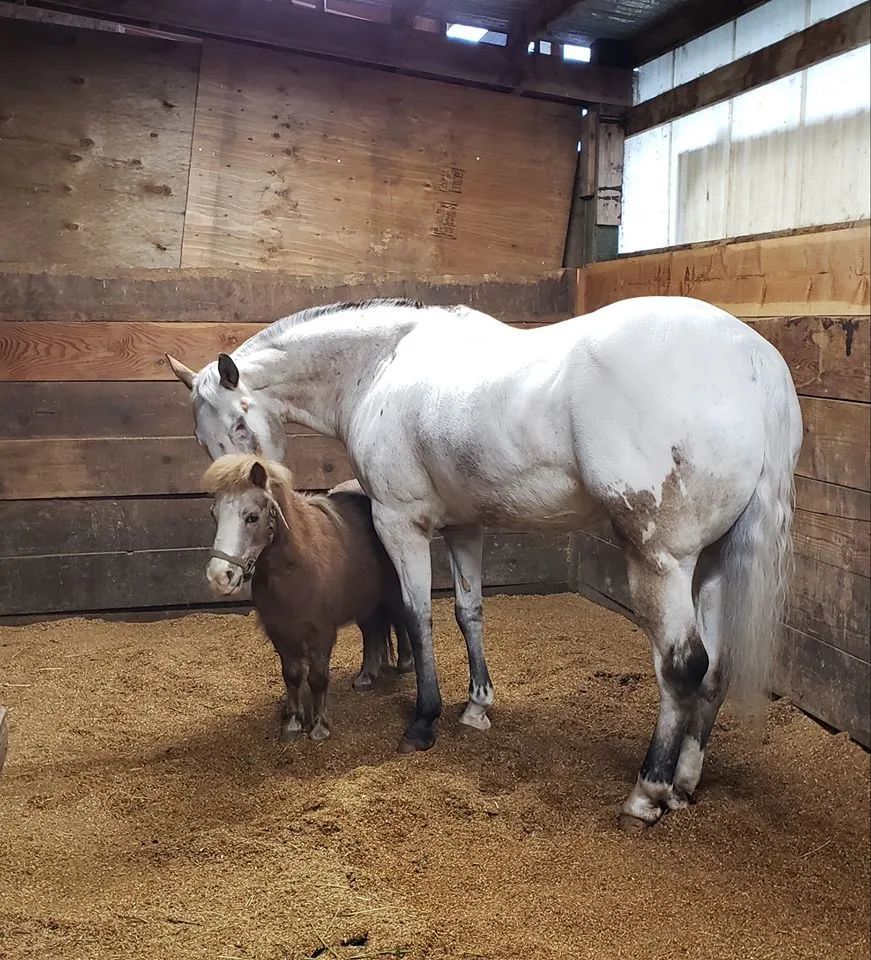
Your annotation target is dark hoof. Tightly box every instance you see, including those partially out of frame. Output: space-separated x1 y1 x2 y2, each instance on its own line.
352 672 375 693
395 658 415 674
397 735 435 754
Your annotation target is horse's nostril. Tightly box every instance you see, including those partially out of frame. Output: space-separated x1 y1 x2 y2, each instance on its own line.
224 569 234 583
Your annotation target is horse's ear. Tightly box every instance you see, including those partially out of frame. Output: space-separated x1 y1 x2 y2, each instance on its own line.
249 461 268 489
166 354 195 391
218 353 240 390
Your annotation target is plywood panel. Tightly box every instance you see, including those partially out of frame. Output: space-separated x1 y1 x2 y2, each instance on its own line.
0 436 352 499
794 478 870 577
797 397 871 491
182 40 578 275
578 225 870 316
0 532 571 616
0 19 199 269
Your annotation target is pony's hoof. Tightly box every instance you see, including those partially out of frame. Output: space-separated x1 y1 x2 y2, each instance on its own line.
352 672 375 693
618 813 653 834
309 721 331 743
459 703 491 731
279 719 304 743
396 658 415 674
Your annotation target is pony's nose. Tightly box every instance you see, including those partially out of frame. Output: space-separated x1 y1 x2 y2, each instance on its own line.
206 559 241 596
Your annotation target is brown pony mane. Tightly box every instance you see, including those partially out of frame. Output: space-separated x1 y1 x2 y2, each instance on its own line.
202 454 343 528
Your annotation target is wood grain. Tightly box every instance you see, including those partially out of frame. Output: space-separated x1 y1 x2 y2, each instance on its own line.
577 226 871 317
0 436 352 499
0 269 575 326
794 478 870 578
772 625 870 748
182 40 578 275
797 397 871 492
0 19 199 270
0 532 571 616
747 316 870 402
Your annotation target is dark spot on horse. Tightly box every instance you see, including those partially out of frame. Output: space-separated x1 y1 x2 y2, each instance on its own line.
63 221 79 231
272 114 279 120
143 183 172 196
671 446 683 466
161 454 173 465
272 132 281 140
161 100 176 109
71 76 85 85
79 137 94 149
662 630 709 698
356 378 361 387
150 131 159 138
68 153 83 163
324 462 334 474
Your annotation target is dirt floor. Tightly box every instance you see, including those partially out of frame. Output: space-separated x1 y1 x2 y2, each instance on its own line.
0 595 868 960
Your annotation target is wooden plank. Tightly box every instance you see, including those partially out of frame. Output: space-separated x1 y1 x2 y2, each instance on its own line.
787 554 870 662
25 0 632 106
181 40 578 275
0 19 199 270
747 317 870 403
0 532 571 616
627 5 871 135
578 226 871 317
772 626 870 748
596 121 624 227
797 397 871 492
575 531 631 610
0 269 575 326
0 314 559 382
629 0 768 67
0 436 353 499
794 478 870 578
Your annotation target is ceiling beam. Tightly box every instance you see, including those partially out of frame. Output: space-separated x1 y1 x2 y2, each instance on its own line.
628 0 769 66
391 0 427 30
627 3 871 134
24 0 632 106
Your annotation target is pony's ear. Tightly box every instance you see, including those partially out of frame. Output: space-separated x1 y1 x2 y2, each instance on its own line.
166 354 195 391
218 353 240 390
249 461 268 489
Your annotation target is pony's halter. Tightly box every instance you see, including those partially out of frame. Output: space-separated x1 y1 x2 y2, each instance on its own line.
208 493 290 582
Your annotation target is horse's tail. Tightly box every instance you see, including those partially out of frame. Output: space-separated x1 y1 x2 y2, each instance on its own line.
719 352 801 713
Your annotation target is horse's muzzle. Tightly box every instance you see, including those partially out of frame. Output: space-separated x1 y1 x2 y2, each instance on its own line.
206 558 245 596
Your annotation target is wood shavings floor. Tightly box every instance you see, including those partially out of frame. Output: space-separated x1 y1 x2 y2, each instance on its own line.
0 595 868 960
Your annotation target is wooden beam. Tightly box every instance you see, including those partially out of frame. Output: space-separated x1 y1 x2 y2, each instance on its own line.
391 0 426 30
629 0 768 66
25 0 632 106
628 5 871 135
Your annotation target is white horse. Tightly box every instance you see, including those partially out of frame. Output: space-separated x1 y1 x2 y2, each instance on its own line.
168 296 801 829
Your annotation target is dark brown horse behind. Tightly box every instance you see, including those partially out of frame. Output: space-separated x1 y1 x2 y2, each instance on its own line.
203 455 411 742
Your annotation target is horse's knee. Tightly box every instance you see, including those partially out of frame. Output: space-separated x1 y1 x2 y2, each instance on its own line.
663 629 709 698
454 598 483 633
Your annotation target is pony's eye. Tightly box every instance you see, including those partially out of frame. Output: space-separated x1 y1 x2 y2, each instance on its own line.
245 513 260 525
209 504 216 521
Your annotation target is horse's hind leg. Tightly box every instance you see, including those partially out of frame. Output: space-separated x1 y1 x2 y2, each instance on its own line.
673 556 728 802
354 613 390 692
443 526 493 732
620 549 708 831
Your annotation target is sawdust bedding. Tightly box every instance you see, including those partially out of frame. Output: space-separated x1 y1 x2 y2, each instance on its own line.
0 594 868 960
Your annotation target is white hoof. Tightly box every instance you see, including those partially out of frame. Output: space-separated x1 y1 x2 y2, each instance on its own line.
459 702 491 731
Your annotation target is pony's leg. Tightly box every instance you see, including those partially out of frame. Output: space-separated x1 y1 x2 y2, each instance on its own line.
371 508 441 753
394 621 415 673
308 634 335 743
674 562 728 802
442 525 493 732
278 652 306 742
353 614 389 692
620 550 708 831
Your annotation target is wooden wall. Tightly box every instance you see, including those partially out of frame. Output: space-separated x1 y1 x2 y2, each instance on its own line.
0 19 579 276
0 269 577 620
574 223 871 747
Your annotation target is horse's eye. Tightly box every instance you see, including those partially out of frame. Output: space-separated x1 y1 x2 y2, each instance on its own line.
209 504 216 521
245 513 260 524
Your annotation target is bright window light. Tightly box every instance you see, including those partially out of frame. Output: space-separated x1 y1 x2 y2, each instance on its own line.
563 44 591 62
446 24 488 43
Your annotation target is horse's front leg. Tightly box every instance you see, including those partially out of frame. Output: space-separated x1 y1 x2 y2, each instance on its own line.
620 549 708 831
277 647 306 743
371 508 441 753
443 525 493 732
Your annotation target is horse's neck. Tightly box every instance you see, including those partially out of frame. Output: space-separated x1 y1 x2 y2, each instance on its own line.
240 309 416 440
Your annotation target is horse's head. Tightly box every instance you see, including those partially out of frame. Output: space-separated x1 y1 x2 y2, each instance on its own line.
201 455 289 596
167 353 287 462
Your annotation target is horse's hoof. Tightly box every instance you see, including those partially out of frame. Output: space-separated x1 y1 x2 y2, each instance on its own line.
309 721 331 744
618 813 653 834
279 720 304 743
666 787 691 811
396 658 415 674
352 673 375 693
397 732 435 754
459 703 491 731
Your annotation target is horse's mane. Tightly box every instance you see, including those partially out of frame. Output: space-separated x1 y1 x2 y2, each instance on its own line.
202 454 343 528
